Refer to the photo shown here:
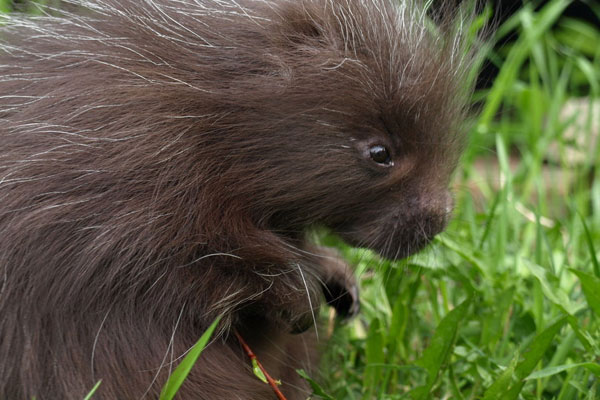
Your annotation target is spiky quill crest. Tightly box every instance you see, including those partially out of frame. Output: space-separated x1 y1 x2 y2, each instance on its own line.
0 0 480 398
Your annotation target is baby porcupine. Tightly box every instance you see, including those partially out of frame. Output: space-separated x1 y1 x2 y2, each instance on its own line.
0 0 477 398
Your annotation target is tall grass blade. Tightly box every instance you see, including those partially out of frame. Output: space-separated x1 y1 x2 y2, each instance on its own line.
579 215 600 277
410 299 471 400
297 369 335 400
481 356 519 400
570 269 600 317
484 317 567 400
159 317 221 400
479 0 571 127
525 363 600 380
363 318 385 396
82 380 102 400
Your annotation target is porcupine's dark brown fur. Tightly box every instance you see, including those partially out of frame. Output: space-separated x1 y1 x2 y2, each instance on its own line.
0 0 477 398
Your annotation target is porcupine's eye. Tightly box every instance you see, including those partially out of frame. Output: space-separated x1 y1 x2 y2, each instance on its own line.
369 145 392 166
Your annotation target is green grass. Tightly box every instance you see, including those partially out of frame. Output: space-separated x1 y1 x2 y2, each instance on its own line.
316 1 600 398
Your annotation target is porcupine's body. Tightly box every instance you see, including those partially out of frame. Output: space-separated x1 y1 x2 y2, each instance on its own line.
0 0 475 398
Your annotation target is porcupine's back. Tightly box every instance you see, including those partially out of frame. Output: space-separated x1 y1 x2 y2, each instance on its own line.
0 0 475 398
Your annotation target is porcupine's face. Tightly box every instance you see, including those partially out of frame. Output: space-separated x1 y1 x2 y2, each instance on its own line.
256 0 469 261
262 87 460 261
329 115 459 261
301 85 462 261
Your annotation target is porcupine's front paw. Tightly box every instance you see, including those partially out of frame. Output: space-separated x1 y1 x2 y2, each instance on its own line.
272 246 359 334
317 247 360 319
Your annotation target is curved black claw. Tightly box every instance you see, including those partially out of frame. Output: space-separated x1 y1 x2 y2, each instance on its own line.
323 279 360 319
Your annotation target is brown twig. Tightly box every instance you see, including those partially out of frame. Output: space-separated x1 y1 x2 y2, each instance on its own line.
234 330 288 400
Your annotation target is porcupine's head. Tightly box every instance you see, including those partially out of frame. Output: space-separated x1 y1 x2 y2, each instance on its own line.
238 0 477 260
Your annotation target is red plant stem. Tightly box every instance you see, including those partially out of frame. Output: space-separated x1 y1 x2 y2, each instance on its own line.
234 330 288 400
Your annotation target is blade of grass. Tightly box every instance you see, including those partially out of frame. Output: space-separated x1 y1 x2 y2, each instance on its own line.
363 317 385 397
159 316 221 400
410 299 471 400
484 317 567 400
525 362 600 380
524 260 574 313
479 0 571 128
297 369 335 400
579 215 600 277
477 190 501 250
481 355 519 400
82 380 102 400
570 269 600 317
